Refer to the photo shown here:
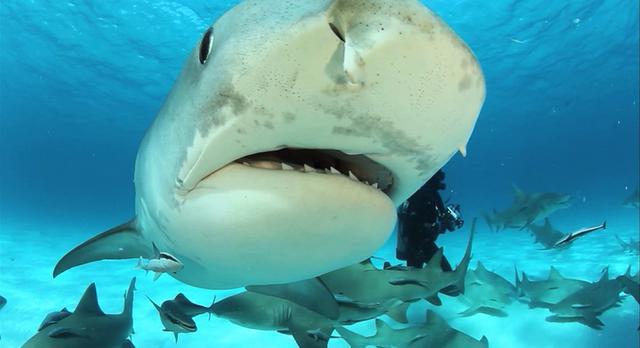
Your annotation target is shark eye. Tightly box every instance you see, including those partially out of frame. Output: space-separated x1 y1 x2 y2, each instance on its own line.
199 27 214 64
329 23 345 42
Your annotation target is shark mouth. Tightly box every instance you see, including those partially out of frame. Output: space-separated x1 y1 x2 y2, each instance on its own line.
167 314 196 331
233 148 394 194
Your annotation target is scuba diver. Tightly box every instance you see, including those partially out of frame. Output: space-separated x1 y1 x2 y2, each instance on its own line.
396 170 464 271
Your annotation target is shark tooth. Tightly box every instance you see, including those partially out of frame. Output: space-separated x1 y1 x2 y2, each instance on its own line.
281 163 294 170
303 164 315 172
372 183 379 189
330 167 341 175
242 162 250 166
348 171 359 181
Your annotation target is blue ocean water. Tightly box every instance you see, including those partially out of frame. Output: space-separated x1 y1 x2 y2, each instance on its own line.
0 1 638 347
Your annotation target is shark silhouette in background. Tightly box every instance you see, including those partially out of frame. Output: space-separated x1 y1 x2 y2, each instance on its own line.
483 186 571 231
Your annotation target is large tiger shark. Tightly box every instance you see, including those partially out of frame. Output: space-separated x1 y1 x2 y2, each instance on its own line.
53 0 485 289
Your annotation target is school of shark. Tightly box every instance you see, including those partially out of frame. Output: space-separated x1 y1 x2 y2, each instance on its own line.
3 0 638 347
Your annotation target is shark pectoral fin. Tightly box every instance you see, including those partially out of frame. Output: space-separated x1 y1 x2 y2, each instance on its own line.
122 339 136 348
47 327 88 339
425 294 442 306
152 272 162 281
246 278 339 320
335 326 367 348
53 219 150 277
386 302 410 323
458 306 480 317
289 324 333 348
343 41 365 86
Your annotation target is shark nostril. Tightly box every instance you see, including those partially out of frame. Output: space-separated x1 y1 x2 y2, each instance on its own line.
329 23 345 42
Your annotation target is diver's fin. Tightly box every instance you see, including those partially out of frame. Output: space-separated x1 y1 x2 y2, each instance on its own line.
386 301 409 323
75 283 105 316
53 219 151 277
246 278 339 320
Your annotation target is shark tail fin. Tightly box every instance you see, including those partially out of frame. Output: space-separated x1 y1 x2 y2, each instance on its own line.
123 277 136 318
602 221 607 229
453 218 475 294
208 296 217 320
135 257 144 270
53 219 152 277
482 211 495 231
335 326 368 348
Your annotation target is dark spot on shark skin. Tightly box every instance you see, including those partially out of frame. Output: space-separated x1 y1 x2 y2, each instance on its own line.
330 112 436 173
458 75 471 91
282 112 296 123
263 121 275 130
205 83 249 131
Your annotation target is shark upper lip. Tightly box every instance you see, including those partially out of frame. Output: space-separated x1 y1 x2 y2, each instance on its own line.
231 148 394 193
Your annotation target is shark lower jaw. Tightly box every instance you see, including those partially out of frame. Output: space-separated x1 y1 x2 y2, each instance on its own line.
167 150 398 289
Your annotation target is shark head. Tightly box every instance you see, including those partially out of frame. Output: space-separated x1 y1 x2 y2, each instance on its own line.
54 0 485 289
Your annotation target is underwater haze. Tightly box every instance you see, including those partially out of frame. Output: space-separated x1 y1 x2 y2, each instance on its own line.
1 1 639 348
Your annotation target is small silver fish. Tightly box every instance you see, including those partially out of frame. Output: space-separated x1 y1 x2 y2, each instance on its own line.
136 243 183 281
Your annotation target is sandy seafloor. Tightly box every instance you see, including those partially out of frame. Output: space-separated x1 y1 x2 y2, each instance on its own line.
1 210 638 348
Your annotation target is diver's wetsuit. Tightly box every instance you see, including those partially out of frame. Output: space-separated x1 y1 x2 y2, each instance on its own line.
396 170 463 271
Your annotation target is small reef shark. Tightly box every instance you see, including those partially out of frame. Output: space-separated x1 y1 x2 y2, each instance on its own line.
458 261 517 317
320 220 474 308
615 234 640 254
336 311 489 348
211 278 340 348
483 186 571 231
53 0 486 290
22 278 136 348
546 269 625 329
516 266 589 308
623 189 639 209
528 219 568 249
551 221 606 248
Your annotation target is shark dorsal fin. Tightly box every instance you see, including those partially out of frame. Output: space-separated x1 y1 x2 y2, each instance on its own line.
374 319 394 337
476 261 487 273
521 272 529 284
599 267 610 282
174 293 194 305
426 248 444 270
548 266 564 280
75 283 105 316
512 184 526 202
425 310 446 326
